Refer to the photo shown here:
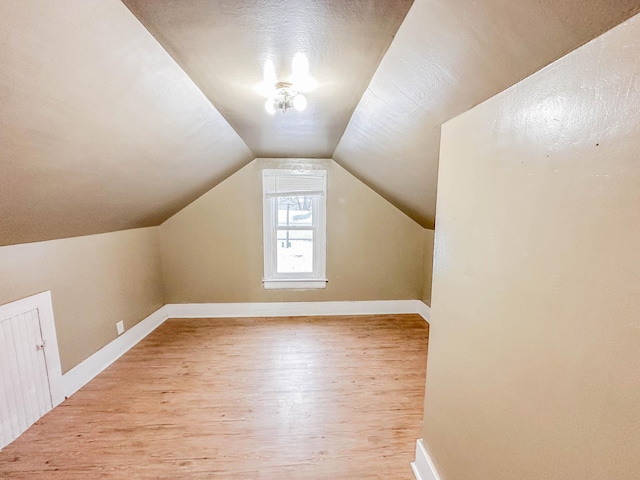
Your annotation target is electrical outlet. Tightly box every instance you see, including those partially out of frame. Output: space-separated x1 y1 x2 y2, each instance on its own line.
116 320 125 336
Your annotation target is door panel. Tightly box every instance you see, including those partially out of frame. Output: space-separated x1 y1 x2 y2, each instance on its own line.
0 292 62 450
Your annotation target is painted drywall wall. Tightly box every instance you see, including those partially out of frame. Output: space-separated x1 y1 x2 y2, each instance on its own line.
421 229 434 306
0 227 164 373
159 159 425 302
423 15 640 480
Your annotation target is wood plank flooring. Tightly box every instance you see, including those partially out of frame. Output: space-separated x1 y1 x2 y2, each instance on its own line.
0 314 429 479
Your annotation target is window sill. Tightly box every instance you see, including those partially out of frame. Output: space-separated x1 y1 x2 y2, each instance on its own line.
263 279 328 290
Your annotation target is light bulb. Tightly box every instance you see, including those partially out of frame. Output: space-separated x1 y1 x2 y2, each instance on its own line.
265 98 276 115
292 53 309 77
254 60 278 98
291 53 317 92
292 94 307 112
264 59 276 86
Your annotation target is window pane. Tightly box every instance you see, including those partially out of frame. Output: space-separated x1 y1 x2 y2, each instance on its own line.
276 230 313 273
277 196 313 227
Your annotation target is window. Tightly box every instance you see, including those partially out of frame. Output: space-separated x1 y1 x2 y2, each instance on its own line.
262 169 327 289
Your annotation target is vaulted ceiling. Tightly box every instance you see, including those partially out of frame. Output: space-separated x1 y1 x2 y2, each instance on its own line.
1 0 639 246
122 0 413 158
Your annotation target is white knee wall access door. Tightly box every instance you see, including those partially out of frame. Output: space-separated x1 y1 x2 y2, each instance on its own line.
0 291 64 450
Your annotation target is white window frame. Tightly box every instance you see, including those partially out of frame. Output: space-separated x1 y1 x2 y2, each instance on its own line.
262 168 327 289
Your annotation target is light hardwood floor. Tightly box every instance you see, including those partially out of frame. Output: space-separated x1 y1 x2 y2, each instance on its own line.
0 314 429 479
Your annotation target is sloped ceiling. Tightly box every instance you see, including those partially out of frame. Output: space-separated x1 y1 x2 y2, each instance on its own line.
1 0 639 246
334 0 640 228
0 0 252 246
121 0 413 158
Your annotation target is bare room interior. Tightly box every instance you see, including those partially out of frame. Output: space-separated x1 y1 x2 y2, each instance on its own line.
1 1 639 479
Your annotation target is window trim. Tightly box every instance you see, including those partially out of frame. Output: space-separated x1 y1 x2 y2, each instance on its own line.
262 169 327 290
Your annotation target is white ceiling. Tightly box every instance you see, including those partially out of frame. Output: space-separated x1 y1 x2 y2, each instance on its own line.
1 0 639 245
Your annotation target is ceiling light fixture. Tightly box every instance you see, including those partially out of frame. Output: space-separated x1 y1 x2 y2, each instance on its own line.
255 53 316 115
264 82 307 115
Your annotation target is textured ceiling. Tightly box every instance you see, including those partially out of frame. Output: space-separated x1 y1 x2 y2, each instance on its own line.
1 0 639 246
334 0 640 228
122 0 413 158
0 0 252 246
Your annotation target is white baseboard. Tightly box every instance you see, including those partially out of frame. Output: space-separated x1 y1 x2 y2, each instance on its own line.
61 300 430 398
411 439 441 480
165 300 430 321
416 301 431 322
62 306 169 398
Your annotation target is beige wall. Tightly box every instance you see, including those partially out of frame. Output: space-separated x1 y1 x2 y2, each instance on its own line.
421 229 434 306
0 227 164 373
423 15 640 480
160 159 425 303
0 158 428 374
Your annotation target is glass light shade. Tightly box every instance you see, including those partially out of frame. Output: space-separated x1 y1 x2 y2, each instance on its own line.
292 94 307 112
265 98 276 115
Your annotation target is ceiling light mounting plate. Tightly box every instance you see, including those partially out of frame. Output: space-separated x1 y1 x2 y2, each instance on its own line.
275 81 296 95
